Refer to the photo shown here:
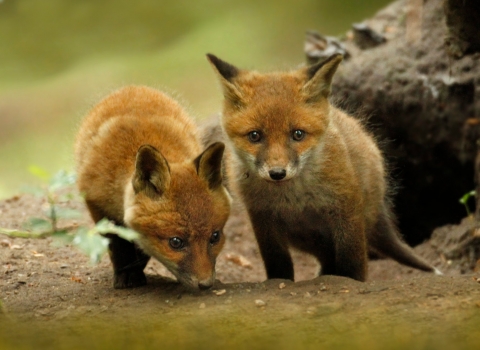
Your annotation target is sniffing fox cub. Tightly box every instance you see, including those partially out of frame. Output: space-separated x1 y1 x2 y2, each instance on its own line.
75 86 231 290
207 53 439 281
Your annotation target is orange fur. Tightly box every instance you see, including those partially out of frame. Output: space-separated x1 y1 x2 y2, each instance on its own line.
75 85 230 290
207 54 437 282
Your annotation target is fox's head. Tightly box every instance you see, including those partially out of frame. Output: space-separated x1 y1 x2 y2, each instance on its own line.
207 53 343 182
124 142 230 291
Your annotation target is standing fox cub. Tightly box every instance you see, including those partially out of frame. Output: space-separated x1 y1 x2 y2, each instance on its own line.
75 86 231 290
207 53 439 282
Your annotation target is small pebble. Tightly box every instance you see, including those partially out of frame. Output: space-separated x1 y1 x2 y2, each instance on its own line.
279 282 286 289
255 299 266 307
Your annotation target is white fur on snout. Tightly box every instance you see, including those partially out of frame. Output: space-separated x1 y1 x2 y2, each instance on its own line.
257 166 272 180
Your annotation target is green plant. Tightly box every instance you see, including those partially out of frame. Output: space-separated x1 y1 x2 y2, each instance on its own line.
24 166 80 234
0 168 138 264
459 190 476 217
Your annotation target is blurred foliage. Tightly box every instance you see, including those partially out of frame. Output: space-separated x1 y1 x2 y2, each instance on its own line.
0 0 392 82
72 219 139 264
0 169 138 264
0 0 391 199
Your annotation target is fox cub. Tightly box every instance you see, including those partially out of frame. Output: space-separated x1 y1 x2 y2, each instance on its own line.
207 53 438 282
75 85 231 290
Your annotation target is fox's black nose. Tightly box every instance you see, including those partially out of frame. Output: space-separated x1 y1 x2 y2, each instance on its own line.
269 168 286 181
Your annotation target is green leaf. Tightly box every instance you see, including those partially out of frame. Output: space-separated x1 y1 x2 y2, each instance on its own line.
94 218 139 241
72 227 110 264
53 207 83 220
24 217 52 233
51 230 75 245
49 170 76 192
459 190 476 205
28 165 50 181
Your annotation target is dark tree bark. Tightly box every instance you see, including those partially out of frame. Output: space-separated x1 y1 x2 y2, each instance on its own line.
306 0 480 244
444 0 480 58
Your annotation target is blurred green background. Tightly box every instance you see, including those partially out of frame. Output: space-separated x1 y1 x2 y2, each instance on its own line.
0 0 391 199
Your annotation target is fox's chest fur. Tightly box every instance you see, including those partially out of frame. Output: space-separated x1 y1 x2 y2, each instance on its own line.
238 176 342 265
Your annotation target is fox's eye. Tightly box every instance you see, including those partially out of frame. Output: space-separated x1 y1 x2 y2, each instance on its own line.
169 237 185 250
248 131 262 143
292 130 305 141
210 231 221 245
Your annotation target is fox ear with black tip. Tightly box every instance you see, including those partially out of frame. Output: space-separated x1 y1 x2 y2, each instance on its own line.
206 54 244 109
194 141 225 190
302 53 343 102
133 145 171 199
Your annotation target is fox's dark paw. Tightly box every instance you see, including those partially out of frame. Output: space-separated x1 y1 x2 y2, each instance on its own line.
113 269 147 289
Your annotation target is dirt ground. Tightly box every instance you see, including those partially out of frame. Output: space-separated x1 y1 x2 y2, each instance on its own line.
1 193 480 349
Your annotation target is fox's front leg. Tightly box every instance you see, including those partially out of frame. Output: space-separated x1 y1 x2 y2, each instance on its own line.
85 202 151 288
250 212 294 280
330 215 368 282
107 234 150 289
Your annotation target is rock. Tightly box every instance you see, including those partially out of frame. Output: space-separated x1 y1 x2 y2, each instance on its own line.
254 299 266 307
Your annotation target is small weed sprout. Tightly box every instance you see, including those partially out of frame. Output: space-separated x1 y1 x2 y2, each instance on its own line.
0 168 138 264
24 166 80 234
459 190 476 217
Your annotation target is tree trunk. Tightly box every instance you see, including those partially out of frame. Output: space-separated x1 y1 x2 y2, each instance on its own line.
444 0 480 58
307 0 480 244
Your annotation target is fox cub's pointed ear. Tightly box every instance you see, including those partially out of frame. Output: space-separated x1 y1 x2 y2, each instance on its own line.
207 54 239 82
194 142 225 190
302 53 343 102
133 145 171 198
206 54 243 108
